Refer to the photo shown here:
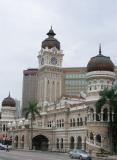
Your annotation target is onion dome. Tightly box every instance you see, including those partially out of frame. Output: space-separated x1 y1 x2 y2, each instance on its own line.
42 26 60 50
2 93 16 107
87 44 114 72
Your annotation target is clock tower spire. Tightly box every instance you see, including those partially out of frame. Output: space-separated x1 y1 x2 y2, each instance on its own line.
37 28 64 108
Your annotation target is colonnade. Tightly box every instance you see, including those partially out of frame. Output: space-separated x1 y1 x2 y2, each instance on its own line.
87 108 114 122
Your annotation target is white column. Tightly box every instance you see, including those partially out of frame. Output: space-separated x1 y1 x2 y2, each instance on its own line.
44 77 47 102
41 80 43 103
55 81 57 101
50 80 52 102
101 112 103 122
94 135 96 146
94 112 96 121
87 112 90 122
74 136 77 149
101 137 104 148
60 78 61 98
108 111 110 122
88 113 91 122
82 136 85 150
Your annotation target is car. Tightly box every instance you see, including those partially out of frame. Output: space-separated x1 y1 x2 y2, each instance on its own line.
70 149 91 160
69 149 79 157
0 145 5 150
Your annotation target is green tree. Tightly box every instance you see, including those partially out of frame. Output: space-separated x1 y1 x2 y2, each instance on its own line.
24 101 41 150
96 88 117 153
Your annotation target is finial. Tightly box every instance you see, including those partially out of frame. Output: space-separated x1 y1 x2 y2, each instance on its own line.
8 91 10 97
47 26 56 37
99 43 102 55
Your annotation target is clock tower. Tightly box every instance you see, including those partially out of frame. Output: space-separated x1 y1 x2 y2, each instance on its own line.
37 27 64 108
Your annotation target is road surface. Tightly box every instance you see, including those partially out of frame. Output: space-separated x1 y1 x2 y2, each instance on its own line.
0 150 111 160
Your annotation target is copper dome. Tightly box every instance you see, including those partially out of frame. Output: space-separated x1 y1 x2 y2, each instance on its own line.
2 93 16 107
87 45 114 72
42 27 60 50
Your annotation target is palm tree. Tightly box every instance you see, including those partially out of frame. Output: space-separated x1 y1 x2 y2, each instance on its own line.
96 88 117 153
24 101 41 150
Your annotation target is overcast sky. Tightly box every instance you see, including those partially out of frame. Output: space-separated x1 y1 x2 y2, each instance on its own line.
0 0 117 103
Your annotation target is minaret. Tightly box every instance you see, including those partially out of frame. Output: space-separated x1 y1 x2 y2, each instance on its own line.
37 27 64 108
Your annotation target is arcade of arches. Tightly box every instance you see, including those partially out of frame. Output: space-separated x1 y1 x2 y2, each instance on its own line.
13 134 86 151
14 134 49 151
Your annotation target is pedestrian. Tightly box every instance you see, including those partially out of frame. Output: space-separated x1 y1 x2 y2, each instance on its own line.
6 144 9 152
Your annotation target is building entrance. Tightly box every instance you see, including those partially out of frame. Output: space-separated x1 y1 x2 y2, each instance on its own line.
32 135 48 151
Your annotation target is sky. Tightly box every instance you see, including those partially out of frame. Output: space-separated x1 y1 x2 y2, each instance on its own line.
0 0 117 102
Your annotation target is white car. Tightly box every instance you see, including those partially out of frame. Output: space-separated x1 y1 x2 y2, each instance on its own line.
69 149 91 160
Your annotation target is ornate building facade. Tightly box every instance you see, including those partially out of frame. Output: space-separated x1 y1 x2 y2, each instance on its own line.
0 93 16 148
1 28 117 154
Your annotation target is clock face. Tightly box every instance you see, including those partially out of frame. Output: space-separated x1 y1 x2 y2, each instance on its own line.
51 57 57 65
41 58 44 65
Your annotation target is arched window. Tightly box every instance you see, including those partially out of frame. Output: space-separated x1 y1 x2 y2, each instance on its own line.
77 118 79 126
9 136 12 145
56 138 59 149
90 132 94 140
96 113 100 121
96 135 101 143
90 108 94 121
57 120 59 127
59 120 61 127
80 118 83 126
85 117 87 125
3 124 5 131
70 137 74 149
21 135 24 149
50 122 51 127
77 136 82 149
15 135 18 148
73 119 75 127
70 119 72 127
103 108 108 121
62 119 64 127
61 138 63 149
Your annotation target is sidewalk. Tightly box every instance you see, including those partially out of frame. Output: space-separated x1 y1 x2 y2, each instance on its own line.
92 155 117 160
107 155 117 160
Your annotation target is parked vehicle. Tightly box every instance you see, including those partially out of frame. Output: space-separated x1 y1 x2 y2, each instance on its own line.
69 149 91 160
0 143 12 151
0 145 5 150
69 149 79 157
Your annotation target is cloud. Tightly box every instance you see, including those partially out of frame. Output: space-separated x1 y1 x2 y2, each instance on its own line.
0 0 117 102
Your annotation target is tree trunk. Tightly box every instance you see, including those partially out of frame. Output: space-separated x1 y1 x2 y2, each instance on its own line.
109 109 113 153
30 118 33 150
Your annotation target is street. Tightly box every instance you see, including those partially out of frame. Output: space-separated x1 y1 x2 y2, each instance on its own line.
0 150 110 160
